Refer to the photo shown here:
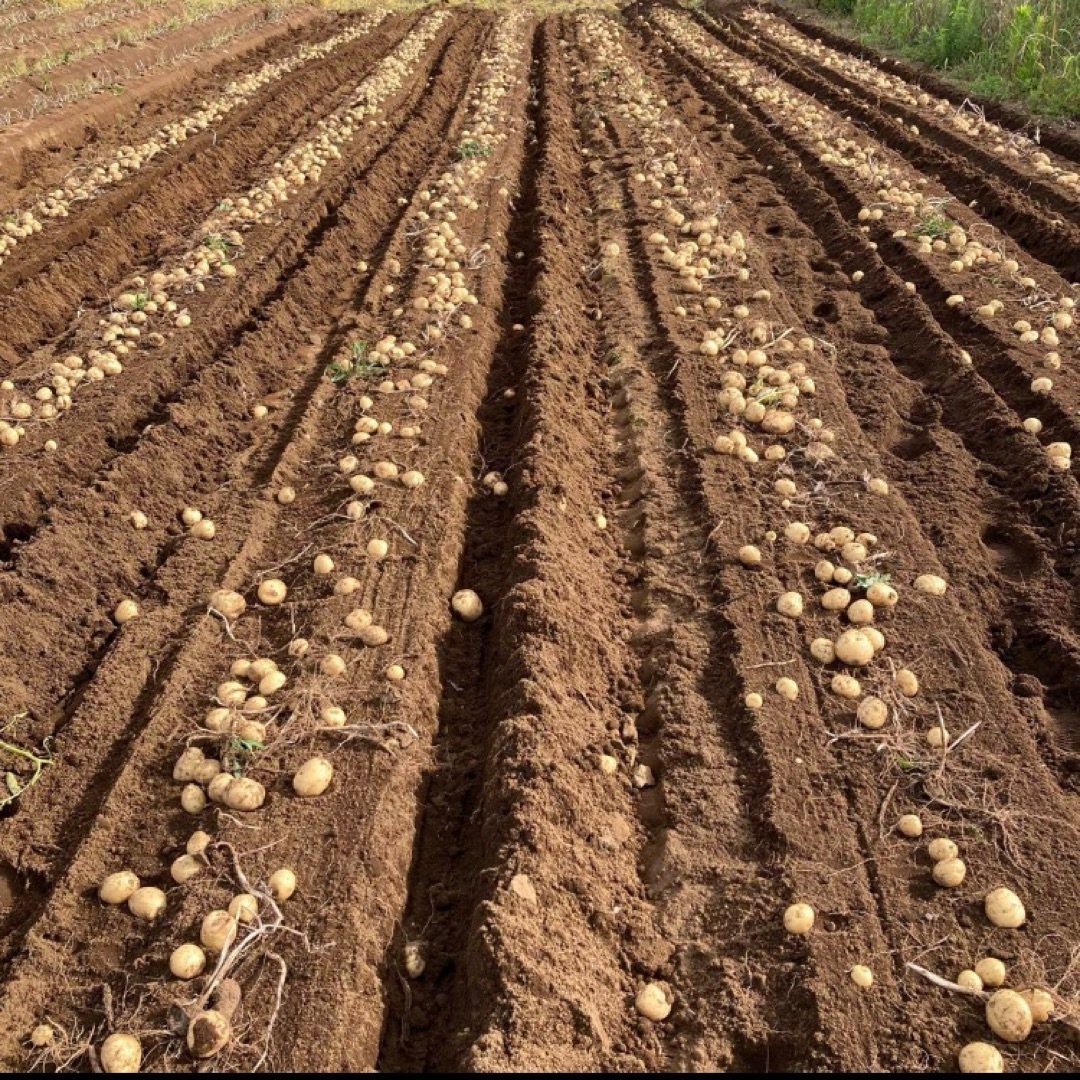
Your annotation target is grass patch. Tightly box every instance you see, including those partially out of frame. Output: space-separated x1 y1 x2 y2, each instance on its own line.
798 0 1080 117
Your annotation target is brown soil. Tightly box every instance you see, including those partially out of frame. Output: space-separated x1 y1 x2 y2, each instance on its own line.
0 3 325 186
0 3 271 120
0 0 192 69
0 2 1077 1075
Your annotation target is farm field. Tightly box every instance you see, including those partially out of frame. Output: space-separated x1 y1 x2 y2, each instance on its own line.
0 0 1078 1072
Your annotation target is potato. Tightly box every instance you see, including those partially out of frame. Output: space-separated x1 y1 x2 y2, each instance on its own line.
100 1033 142 1073
200 910 238 953
914 574 947 596
821 587 851 611
834 629 874 666
210 589 246 619
187 1009 231 1059
985 989 1033 1042
810 638 836 663
359 625 389 647
956 970 983 991
257 578 287 605
114 600 139 624
831 674 861 699
866 582 898 607
634 982 672 1021
928 838 958 862
452 589 484 621
268 867 297 902
192 755 222 783
293 757 333 797
933 858 966 887
1018 988 1054 1023
850 965 873 988
173 746 206 782
975 958 1007 988
775 677 798 701
181 784 207 814
259 670 287 696
847 599 874 625
170 855 203 885
228 893 259 924
404 941 426 978
926 725 950 750
208 773 235 803
30 1024 54 1048
170 943 207 980
744 692 763 709
776 591 803 618
958 1042 1003 1074
320 654 347 676
783 903 814 934
897 814 922 838
784 522 810 544
984 887 1025 928
223 777 265 812
248 658 277 681
99 871 141 905
216 681 247 706
857 696 887 729
894 668 919 696
128 886 167 920
738 545 762 566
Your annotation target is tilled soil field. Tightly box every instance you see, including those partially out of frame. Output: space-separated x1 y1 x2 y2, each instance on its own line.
0 0 1078 1073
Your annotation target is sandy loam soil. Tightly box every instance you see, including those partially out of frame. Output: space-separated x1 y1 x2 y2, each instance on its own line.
0 0 1077 1073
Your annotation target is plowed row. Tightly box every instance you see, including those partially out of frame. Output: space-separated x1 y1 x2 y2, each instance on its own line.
0 2 1077 1073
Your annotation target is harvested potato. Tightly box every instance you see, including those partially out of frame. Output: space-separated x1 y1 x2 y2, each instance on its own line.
958 1042 1003 1074
635 982 672 1021
985 989 1033 1042
984 887 1025 928
783 903 814 934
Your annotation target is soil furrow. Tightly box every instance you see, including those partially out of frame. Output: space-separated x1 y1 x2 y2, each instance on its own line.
639 14 1080 481
0 11 486 998
578 74 821 1071
0 6 330 202
703 5 1080 253
0 14 460 536
748 0 1080 166
0 12 406 305
723 14 1080 278
374 34 546 1070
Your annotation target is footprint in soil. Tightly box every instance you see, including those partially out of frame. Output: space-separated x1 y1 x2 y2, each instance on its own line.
980 525 1042 581
888 429 937 461
1043 692 1080 755
0 863 19 920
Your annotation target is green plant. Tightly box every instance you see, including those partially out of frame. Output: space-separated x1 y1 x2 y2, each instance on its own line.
225 735 264 776
325 340 382 384
852 570 891 589
809 0 1080 117
912 211 953 239
455 138 492 160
